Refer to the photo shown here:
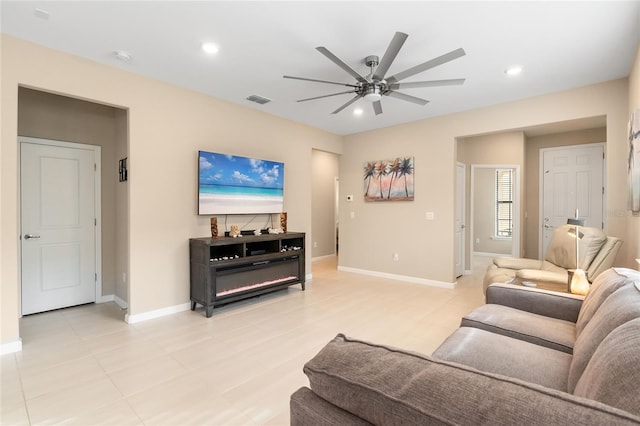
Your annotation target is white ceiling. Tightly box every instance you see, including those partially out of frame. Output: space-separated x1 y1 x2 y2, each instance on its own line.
2 1 639 136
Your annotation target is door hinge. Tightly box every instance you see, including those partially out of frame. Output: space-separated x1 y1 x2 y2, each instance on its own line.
602 187 605 195
94 163 97 171
95 273 97 282
94 218 97 226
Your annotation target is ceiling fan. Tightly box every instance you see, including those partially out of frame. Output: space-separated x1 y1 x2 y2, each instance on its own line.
283 32 466 115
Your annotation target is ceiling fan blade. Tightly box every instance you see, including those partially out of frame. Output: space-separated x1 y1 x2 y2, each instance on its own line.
372 100 383 115
389 78 465 90
372 32 408 81
316 47 368 83
297 90 357 102
385 91 429 106
283 75 359 88
331 95 361 114
386 48 466 85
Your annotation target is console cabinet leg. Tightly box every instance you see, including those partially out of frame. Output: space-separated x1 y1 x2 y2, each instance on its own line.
191 301 196 311
301 282 306 291
206 305 214 318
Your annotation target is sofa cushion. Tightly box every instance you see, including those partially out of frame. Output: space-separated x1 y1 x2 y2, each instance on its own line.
576 268 639 335
573 318 640 417
545 225 606 270
432 327 571 391
568 283 640 393
461 304 575 353
290 387 373 426
302 334 640 425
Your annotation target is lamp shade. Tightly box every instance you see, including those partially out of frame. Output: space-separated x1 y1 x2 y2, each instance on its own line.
567 218 586 227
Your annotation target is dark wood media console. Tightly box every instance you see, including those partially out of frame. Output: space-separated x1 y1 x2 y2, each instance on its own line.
189 232 305 317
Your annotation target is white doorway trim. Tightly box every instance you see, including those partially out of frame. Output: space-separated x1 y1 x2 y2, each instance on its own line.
18 136 102 314
470 164 521 258
455 162 466 276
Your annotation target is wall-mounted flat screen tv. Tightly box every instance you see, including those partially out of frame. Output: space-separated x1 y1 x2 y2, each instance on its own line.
198 150 284 215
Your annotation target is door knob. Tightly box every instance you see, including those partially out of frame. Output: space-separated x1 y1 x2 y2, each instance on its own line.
24 234 41 240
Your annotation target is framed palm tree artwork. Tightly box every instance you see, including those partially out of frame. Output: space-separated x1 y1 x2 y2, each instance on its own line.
363 157 414 201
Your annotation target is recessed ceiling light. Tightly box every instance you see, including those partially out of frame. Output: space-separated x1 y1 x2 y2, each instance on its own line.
202 42 219 55
113 50 132 63
33 8 50 20
354 108 363 116
505 66 523 76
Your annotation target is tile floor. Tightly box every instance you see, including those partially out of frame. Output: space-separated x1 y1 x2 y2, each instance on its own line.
1 256 491 425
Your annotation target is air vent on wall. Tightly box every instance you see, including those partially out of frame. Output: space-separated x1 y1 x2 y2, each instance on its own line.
246 95 272 105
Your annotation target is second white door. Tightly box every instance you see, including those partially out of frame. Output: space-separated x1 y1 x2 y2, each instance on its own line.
21 138 99 315
540 143 604 257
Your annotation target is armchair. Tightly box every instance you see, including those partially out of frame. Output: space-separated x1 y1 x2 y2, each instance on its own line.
483 224 622 293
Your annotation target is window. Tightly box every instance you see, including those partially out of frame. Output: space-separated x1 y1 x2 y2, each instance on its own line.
495 169 513 238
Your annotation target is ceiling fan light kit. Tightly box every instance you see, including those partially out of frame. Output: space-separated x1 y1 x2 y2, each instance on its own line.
284 31 465 116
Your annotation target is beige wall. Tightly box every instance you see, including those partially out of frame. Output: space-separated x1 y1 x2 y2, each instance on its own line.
628 43 640 269
341 79 630 284
311 150 339 258
1 35 342 346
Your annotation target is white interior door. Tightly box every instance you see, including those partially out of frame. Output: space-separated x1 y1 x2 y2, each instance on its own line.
21 138 99 315
455 163 465 277
540 144 604 257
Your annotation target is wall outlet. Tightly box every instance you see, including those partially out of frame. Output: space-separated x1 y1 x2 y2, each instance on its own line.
393 252 399 261
475 238 480 244
350 211 355 219
122 272 127 283
425 211 434 220
313 241 318 248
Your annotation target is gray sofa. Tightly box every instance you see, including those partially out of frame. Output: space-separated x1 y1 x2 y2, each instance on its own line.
290 268 640 425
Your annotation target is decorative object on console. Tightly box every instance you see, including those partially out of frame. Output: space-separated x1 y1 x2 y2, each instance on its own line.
230 224 240 237
363 157 414 202
567 211 588 295
198 150 284 215
210 217 218 238
280 212 287 233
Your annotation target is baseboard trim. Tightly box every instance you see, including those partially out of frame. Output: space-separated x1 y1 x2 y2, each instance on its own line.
114 295 128 310
306 272 313 282
312 254 337 262
125 303 191 324
1 339 23 355
337 266 456 289
473 251 508 258
96 294 114 303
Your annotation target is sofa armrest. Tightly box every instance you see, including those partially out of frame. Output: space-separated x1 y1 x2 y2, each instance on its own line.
516 269 568 284
494 257 543 270
486 283 584 322
301 334 640 425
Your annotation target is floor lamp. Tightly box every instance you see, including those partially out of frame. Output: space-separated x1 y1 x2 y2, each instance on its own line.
567 213 589 295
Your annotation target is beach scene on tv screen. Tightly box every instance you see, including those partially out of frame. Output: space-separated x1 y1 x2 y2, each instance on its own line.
199 151 284 215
